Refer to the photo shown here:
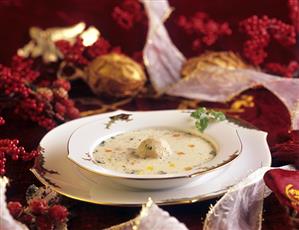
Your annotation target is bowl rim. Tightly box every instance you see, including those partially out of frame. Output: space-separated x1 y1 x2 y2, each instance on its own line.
67 110 243 180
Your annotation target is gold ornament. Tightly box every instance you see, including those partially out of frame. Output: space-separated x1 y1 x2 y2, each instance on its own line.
85 53 146 97
181 51 249 78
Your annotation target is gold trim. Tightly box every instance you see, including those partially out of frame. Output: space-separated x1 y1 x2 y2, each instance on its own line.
105 113 132 129
33 149 60 188
66 114 243 181
79 97 134 117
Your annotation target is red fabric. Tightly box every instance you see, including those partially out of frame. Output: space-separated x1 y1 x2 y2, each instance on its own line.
264 169 299 211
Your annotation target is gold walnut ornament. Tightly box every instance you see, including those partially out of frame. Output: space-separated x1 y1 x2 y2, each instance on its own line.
85 53 146 97
181 51 249 78
60 53 146 98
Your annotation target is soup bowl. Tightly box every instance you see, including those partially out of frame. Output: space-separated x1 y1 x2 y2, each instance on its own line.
67 110 242 190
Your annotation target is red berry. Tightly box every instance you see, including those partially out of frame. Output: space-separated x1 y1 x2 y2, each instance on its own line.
11 154 19 160
7 201 23 217
20 213 35 224
36 215 54 230
29 199 48 215
0 117 5 126
86 37 112 58
66 107 80 119
54 102 66 116
53 79 71 91
48 205 69 223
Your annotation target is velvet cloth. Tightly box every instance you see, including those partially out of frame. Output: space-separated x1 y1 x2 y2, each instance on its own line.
0 0 298 229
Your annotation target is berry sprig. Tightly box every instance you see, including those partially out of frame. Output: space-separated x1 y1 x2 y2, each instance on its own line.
55 38 89 66
177 12 232 52
266 61 299 78
288 0 299 32
86 37 115 59
55 37 118 68
7 185 69 229
8 199 68 230
112 0 146 30
0 56 80 130
240 15 296 65
0 118 39 175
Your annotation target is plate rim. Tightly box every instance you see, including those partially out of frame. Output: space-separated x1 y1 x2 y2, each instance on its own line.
31 168 230 207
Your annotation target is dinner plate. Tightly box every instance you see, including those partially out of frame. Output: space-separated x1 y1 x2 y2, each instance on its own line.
67 110 242 189
31 110 271 206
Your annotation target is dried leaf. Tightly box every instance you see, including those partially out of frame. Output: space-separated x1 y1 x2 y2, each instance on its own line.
106 198 188 230
167 67 299 130
142 0 186 93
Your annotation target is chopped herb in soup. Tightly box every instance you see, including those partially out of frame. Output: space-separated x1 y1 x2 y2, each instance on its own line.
92 128 216 175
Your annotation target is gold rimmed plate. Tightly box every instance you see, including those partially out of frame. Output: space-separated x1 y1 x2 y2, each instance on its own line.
31 110 271 206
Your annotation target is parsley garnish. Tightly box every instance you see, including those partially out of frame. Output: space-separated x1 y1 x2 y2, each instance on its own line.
191 107 226 132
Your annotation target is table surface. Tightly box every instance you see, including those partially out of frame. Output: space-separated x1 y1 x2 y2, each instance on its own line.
2 87 294 230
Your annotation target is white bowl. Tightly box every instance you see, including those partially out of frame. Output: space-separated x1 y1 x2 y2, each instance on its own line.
67 110 242 190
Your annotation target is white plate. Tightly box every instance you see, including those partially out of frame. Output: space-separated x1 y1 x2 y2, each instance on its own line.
31 110 271 206
67 110 242 189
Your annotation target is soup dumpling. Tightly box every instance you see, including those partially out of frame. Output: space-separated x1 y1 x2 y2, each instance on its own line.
136 138 172 159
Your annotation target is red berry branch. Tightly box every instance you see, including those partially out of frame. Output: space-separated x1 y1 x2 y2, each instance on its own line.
0 55 80 130
266 61 299 78
0 117 39 175
7 185 69 229
240 15 296 65
177 12 232 52
112 0 146 30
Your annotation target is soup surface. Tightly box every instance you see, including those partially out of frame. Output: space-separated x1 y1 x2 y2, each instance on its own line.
92 128 216 175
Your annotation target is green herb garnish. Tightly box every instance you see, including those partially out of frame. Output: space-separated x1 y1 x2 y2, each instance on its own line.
191 107 226 132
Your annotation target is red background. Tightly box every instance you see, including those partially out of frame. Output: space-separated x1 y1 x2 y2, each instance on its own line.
0 0 298 64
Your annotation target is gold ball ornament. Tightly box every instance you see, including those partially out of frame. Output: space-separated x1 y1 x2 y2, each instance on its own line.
181 51 249 78
85 53 146 97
